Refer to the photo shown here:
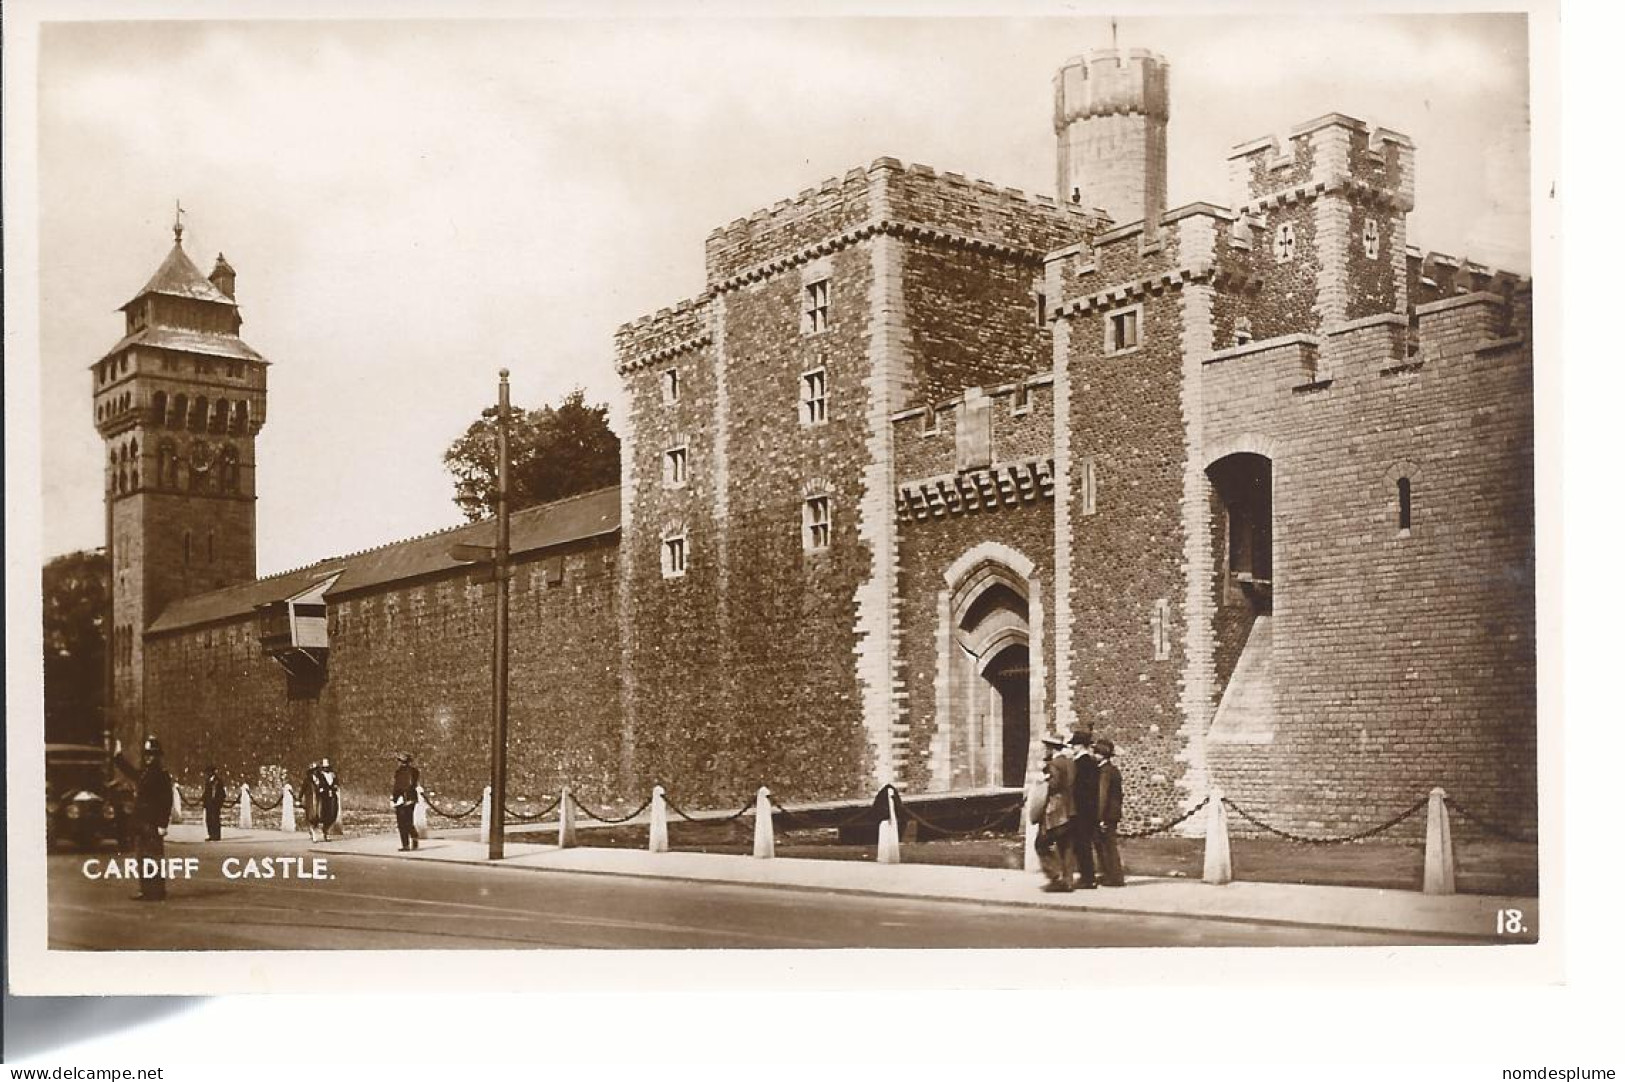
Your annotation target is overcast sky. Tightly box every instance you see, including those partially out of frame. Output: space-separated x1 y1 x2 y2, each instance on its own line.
34 11 1532 573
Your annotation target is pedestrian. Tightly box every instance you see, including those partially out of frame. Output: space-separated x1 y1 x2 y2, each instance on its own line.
1092 737 1125 887
202 764 227 842
391 753 420 852
1034 735 1078 892
304 758 341 842
1067 730 1099 889
132 736 174 901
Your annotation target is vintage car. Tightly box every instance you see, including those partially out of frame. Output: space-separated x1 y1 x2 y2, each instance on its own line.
45 743 128 851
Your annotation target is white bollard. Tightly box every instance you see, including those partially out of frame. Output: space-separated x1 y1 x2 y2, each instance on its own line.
1203 789 1233 885
1423 787 1456 895
414 786 431 840
280 784 297 833
558 787 578 849
752 787 775 859
171 782 184 823
1024 819 1041 874
330 790 344 837
238 784 253 830
1023 779 1043 874
479 785 493 845
649 786 669 853
876 788 901 865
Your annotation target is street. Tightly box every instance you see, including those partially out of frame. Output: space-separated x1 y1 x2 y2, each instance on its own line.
48 837 1478 949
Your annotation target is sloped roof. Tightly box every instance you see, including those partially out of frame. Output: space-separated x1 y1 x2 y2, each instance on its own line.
124 242 234 308
97 324 266 366
146 485 622 635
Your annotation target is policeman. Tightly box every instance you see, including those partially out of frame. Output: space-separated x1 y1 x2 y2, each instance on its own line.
391 753 420 852
133 736 174 901
202 763 227 842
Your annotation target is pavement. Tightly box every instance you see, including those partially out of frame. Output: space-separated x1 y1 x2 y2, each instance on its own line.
165 822 1538 941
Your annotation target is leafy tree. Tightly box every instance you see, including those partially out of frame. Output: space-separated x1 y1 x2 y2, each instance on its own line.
43 549 109 745
443 388 620 521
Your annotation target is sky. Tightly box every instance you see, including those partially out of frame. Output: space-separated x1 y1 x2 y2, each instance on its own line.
32 10 1533 573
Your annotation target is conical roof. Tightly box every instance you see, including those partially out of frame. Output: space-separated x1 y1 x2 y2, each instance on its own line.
123 240 233 309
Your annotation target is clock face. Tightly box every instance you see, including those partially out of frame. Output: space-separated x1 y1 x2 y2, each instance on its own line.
189 440 212 472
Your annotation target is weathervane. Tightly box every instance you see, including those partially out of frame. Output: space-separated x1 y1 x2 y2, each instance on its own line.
173 200 186 244
1111 16 1119 50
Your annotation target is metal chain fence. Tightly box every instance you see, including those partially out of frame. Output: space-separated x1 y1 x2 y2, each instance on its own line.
1220 794 1429 845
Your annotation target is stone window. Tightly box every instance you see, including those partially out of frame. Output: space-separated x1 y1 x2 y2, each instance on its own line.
661 533 687 579
1012 382 1032 415
801 367 828 425
1104 304 1141 355
1151 598 1172 661
803 495 831 551
803 278 830 335
226 361 245 379
1362 218 1380 260
663 445 688 488
1080 456 1098 516
1273 222 1297 263
1035 290 1047 328
1397 476 1413 535
661 367 680 405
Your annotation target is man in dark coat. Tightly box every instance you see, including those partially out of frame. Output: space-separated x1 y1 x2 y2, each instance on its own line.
1092 737 1125 887
132 736 174 901
1067 730 1099 889
391 753 420 851
1034 736 1077 892
202 764 227 842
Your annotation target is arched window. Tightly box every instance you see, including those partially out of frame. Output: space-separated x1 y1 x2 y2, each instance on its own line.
213 398 230 432
232 400 249 433
1397 477 1413 532
117 468 127 494
221 445 241 494
151 391 168 425
188 396 207 431
173 394 188 429
157 440 178 488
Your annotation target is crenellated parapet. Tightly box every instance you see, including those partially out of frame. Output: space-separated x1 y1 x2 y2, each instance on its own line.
1053 48 1170 126
613 294 712 374
1407 248 1526 309
1227 113 1414 214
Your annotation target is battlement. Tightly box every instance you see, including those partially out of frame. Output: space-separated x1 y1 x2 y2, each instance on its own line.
613 294 712 374
1228 113 1414 212
1053 48 1170 127
1047 202 1256 313
702 158 1105 287
1407 248 1526 308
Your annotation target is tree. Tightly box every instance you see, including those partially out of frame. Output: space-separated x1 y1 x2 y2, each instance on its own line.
443 388 620 521
43 549 109 745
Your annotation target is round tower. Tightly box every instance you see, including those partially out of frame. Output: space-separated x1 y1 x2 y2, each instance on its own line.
1053 47 1170 228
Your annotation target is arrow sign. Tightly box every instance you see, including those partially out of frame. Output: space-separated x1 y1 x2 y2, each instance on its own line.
449 542 496 563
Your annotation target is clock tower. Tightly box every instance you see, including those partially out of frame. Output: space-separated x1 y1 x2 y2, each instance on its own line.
92 216 268 751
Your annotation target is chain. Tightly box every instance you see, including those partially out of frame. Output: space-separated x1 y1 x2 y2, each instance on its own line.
567 792 654 824
247 790 284 812
176 788 202 809
422 793 482 820
902 799 1024 837
1443 798 1537 844
1221 795 1428 845
663 793 758 824
1119 796 1210 839
503 796 562 822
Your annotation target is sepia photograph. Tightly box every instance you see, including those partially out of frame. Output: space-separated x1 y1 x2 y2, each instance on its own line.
6 0 1566 1029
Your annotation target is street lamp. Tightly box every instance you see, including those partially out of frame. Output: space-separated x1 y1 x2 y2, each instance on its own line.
449 369 512 860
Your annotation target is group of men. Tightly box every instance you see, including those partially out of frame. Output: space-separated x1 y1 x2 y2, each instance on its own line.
1034 731 1125 892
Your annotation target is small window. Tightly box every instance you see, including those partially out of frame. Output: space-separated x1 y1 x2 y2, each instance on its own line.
660 367 680 405
1035 291 1047 328
661 534 687 578
1397 477 1412 534
1012 382 1032 414
1362 218 1380 261
801 368 828 425
803 279 830 335
1273 222 1297 263
1105 305 1141 355
803 495 831 551
1080 456 1098 516
1151 598 1172 661
663 445 688 488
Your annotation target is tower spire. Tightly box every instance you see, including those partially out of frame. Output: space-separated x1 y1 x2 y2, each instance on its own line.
173 200 185 245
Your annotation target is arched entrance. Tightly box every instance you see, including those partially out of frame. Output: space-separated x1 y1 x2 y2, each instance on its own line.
946 559 1033 789
983 642 1031 787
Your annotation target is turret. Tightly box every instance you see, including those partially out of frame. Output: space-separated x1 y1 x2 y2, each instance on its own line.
1053 48 1170 229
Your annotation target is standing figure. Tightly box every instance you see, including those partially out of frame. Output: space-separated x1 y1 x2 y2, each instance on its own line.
132 736 174 901
202 764 227 842
1067 730 1099 889
1092 737 1125 887
391 753 420 852
1034 736 1078 892
304 758 341 842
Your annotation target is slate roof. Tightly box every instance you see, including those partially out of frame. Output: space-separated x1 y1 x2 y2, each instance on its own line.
97 324 266 366
145 485 622 635
124 242 234 308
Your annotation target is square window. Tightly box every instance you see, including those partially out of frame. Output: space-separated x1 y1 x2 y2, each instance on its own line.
661 367 680 405
1105 306 1141 354
803 495 831 551
663 446 688 488
661 534 687 578
803 279 830 335
801 368 828 425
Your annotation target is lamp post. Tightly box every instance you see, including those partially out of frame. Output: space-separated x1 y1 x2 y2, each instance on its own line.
450 369 512 860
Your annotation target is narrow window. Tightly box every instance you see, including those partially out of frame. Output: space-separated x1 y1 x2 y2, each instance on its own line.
1105 305 1141 354
1273 222 1297 263
660 367 680 405
661 534 687 578
801 368 828 425
1080 456 1098 516
1035 291 1047 328
1398 477 1412 533
803 495 831 551
1362 218 1381 260
1152 599 1172 661
803 279 830 334
663 446 688 488
1013 381 1032 413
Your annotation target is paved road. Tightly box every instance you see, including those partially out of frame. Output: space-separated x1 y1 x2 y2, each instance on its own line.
49 838 1443 949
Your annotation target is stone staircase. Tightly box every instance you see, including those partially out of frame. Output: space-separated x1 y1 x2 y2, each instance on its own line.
1209 615 1275 743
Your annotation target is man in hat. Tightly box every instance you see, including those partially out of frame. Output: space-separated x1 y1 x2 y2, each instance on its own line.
132 736 174 900
1034 736 1078 892
202 764 227 842
1067 730 1099 889
391 753 420 851
1092 737 1125 887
